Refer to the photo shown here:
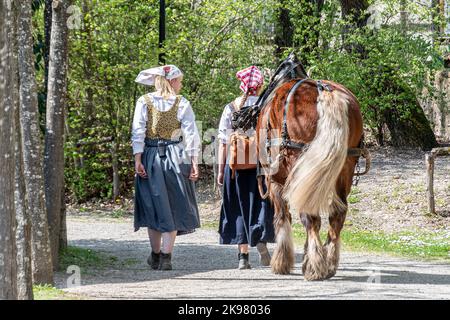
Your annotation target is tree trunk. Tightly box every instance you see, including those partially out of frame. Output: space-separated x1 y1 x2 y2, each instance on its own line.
339 0 369 55
13 0 33 300
384 101 438 150
18 0 54 285
274 1 324 66
294 0 325 66
44 0 70 270
13 117 33 300
0 0 18 300
44 0 53 96
339 0 370 28
275 0 294 58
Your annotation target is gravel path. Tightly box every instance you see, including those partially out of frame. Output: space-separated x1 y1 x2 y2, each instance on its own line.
55 217 450 300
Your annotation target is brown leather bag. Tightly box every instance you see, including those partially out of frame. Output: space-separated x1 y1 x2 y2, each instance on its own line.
228 102 258 179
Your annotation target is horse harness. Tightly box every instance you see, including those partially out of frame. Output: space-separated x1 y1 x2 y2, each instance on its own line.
256 78 371 199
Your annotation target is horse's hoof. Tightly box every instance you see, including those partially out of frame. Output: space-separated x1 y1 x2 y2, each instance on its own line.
271 264 292 275
302 261 329 281
303 272 326 281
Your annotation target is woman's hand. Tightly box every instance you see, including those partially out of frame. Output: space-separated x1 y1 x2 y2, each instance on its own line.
217 171 224 186
135 160 148 179
189 160 199 182
217 143 226 186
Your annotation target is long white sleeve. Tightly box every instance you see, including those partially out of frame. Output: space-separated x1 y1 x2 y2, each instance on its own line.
217 104 234 145
178 98 201 157
131 97 147 155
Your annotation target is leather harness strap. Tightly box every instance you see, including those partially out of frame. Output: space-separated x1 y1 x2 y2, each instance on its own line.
257 79 370 199
281 79 309 149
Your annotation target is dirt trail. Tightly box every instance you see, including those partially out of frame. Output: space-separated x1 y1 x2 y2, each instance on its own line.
55 217 450 300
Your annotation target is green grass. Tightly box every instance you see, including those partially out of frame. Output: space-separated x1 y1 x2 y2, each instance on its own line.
347 194 361 204
436 198 446 207
201 220 220 230
291 224 450 261
33 247 139 300
33 285 82 300
202 222 449 261
412 183 426 193
59 246 136 272
111 209 127 219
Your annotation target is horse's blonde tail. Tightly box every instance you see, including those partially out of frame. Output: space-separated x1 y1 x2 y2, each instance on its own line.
283 89 350 217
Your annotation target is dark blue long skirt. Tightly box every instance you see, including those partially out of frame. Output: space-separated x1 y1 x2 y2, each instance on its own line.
134 139 200 235
218 165 275 247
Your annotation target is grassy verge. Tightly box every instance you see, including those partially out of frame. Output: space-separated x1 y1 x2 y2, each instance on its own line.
291 224 449 261
33 285 83 300
33 246 139 300
201 221 449 261
59 246 122 272
59 246 139 272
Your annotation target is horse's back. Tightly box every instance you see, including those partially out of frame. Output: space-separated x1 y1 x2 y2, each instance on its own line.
259 79 363 148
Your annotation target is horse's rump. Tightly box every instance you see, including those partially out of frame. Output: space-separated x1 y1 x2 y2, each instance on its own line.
257 79 363 186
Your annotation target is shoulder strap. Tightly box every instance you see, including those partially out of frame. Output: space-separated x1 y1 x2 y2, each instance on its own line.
173 95 182 110
143 94 154 110
144 94 182 113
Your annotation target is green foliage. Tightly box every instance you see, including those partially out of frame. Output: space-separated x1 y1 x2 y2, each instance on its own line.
164 0 276 126
298 1 445 145
31 0 447 200
313 27 441 137
61 0 278 201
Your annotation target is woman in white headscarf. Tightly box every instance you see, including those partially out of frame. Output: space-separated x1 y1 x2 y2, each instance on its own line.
132 65 201 271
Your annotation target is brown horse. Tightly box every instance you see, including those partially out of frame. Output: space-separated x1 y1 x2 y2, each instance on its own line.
255 65 367 281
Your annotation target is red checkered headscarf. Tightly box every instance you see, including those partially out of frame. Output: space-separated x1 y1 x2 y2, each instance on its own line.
236 66 263 96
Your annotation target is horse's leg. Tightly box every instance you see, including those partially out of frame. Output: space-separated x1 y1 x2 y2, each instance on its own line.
270 181 295 275
300 213 328 281
323 162 354 279
323 205 346 279
299 213 308 266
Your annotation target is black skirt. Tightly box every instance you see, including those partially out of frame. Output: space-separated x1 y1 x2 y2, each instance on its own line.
218 165 275 246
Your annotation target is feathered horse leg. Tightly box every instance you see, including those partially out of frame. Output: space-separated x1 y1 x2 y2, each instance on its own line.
269 181 295 275
300 214 328 280
323 162 354 279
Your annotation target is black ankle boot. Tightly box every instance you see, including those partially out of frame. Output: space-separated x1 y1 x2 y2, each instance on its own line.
147 251 160 270
159 252 172 271
238 253 251 270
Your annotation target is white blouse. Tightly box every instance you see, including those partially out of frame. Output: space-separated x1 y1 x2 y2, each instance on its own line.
131 93 201 157
217 95 259 144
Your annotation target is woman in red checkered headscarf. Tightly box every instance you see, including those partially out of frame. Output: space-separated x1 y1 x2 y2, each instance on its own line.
216 66 275 270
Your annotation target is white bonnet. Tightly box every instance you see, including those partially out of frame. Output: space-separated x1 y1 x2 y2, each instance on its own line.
135 65 183 86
